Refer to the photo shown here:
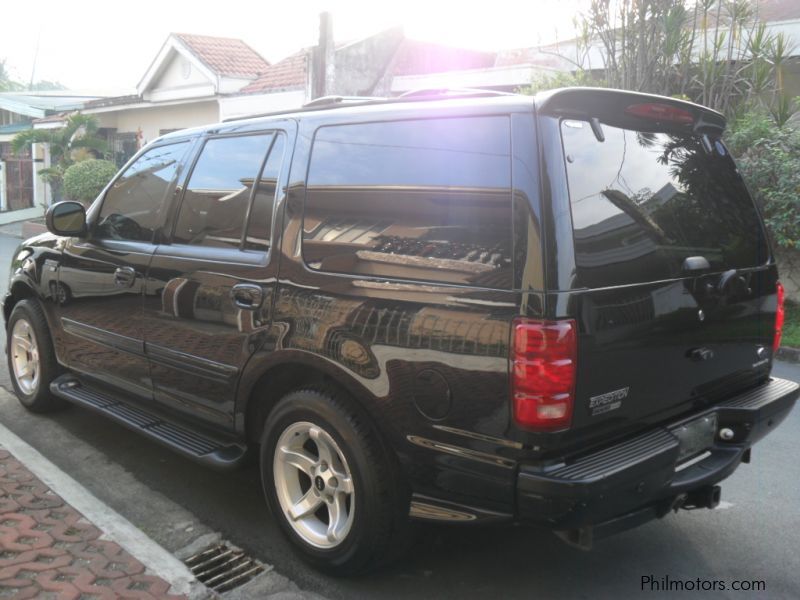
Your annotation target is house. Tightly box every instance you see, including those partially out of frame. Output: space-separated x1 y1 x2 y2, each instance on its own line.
0 91 104 216
80 33 271 164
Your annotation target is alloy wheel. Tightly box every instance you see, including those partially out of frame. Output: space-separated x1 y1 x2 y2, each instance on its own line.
10 318 40 395
273 421 355 549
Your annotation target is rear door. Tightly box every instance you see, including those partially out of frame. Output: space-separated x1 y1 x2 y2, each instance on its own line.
542 91 776 445
142 125 293 428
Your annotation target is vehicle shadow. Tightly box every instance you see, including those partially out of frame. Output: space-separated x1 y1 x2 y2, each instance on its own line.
4 398 796 599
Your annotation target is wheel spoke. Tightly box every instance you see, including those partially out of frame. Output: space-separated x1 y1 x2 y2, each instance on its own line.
13 335 32 352
289 489 323 521
326 494 347 543
16 363 30 377
335 473 353 494
308 426 335 466
278 446 317 476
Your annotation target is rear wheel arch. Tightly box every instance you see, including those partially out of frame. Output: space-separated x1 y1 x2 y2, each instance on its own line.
242 359 386 445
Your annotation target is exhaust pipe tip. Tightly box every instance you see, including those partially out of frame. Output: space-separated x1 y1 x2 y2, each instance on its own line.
682 485 722 510
709 485 721 509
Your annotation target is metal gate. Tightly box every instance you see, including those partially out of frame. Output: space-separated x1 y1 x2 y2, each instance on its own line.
4 157 34 210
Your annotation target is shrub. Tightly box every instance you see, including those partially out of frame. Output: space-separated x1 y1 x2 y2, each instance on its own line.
726 111 800 249
63 159 118 205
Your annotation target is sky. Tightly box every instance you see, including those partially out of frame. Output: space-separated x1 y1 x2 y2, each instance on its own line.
1 0 587 94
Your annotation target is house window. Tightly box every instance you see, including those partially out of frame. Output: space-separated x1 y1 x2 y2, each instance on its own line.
110 132 138 167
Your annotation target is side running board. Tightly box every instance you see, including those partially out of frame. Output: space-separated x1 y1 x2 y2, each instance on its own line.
50 375 247 470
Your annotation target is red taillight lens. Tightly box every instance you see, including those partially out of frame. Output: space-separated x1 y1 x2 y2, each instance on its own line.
624 103 694 125
511 318 577 431
774 282 785 352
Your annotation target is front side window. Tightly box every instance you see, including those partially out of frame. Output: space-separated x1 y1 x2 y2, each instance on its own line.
173 134 274 249
303 116 512 288
245 134 285 252
96 142 188 242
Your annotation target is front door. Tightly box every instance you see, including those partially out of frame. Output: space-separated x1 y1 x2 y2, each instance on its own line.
143 129 291 427
55 141 192 398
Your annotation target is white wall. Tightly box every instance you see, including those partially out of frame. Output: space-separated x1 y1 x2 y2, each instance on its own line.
96 101 220 144
219 90 307 121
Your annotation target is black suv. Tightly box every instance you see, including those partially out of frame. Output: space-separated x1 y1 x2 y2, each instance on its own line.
4 88 797 574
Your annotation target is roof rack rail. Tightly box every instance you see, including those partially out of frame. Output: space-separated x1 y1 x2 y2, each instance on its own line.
398 88 514 99
302 95 385 108
222 88 517 122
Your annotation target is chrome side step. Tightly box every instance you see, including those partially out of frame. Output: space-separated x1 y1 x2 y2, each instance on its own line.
50 375 247 470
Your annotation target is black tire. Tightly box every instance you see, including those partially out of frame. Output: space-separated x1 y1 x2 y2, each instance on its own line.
260 387 410 575
6 299 66 413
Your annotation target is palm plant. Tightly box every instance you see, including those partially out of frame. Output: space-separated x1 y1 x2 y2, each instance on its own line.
11 113 108 200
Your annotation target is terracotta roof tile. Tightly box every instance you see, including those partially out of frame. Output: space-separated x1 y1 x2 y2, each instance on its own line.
174 33 270 78
239 50 309 93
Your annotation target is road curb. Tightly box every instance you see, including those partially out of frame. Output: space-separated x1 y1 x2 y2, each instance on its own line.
777 346 800 363
0 420 211 599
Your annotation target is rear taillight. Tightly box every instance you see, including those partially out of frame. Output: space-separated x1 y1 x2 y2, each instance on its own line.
624 103 694 125
774 282 785 352
511 318 577 431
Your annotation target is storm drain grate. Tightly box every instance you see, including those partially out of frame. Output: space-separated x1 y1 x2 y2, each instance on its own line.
185 543 264 593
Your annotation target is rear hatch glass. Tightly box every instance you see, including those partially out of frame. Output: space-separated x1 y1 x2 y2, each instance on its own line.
561 119 768 288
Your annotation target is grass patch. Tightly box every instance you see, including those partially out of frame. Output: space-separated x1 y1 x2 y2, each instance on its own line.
782 300 800 349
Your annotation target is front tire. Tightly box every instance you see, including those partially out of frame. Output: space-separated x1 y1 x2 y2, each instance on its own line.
260 388 409 575
6 299 65 412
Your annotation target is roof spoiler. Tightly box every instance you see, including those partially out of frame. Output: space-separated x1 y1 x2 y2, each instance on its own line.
535 87 726 132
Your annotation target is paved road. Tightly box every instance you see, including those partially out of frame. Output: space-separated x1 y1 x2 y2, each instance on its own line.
0 231 798 599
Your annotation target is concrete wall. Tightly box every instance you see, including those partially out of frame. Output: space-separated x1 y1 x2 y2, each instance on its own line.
333 28 404 96
776 247 800 304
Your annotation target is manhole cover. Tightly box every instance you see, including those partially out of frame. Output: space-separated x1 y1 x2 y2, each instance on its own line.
184 543 264 593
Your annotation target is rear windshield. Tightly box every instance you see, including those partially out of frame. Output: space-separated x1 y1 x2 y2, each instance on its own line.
561 119 768 288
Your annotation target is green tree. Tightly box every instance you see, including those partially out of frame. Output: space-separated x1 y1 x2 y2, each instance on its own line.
11 113 108 200
63 159 118 205
527 0 796 120
725 109 800 248
28 80 67 92
0 59 23 91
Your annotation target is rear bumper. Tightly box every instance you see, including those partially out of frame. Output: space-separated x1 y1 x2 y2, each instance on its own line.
517 377 799 531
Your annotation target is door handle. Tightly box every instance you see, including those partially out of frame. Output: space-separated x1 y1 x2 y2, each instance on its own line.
230 284 263 310
113 267 136 288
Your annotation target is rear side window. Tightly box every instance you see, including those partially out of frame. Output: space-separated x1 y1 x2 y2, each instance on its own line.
96 142 188 242
174 134 274 249
303 116 512 288
561 120 768 288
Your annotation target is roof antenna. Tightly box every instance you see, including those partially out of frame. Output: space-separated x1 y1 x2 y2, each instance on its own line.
28 30 41 90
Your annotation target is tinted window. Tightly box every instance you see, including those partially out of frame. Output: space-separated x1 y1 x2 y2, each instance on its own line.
96 142 187 242
303 117 512 288
561 120 768 288
245 134 285 252
174 134 273 248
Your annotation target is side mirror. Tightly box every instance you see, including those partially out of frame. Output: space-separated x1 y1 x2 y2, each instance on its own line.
46 201 87 237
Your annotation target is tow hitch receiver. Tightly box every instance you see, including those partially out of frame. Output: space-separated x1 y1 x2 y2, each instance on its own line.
555 486 723 550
